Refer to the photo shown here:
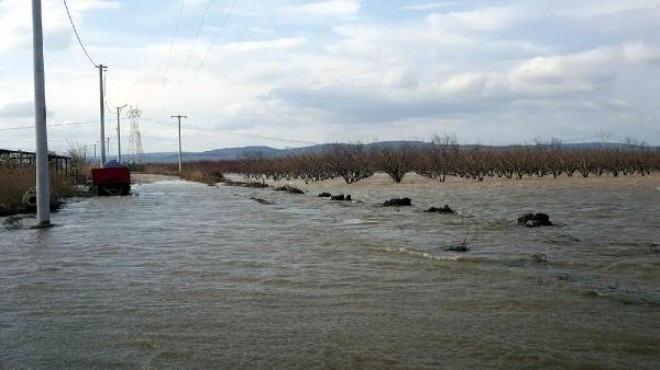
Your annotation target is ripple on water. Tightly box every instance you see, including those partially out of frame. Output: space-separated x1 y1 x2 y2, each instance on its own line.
1 177 659 369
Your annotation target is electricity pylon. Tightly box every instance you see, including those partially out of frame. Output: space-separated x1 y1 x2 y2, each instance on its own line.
127 106 144 164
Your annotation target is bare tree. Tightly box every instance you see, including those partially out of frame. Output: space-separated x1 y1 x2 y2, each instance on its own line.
66 140 90 183
373 142 416 183
239 151 269 184
326 142 373 184
423 133 460 182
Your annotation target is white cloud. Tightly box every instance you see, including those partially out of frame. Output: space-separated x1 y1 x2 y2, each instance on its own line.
440 73 498 96
250 27 276 34
557 0 660 18
221 37 307 52
403 2 456 11
427 5 532 32
507 49 616 94
0 0 121 54
0 0 65 53
2 0 660 151
503 43 660 95
620 42 660 64
72 0 121 12
291 1 361 17
0 100 34 118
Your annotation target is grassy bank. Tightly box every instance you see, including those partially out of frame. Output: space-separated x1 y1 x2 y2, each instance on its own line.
0 166 80 217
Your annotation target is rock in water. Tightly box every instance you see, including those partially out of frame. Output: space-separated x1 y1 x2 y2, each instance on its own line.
517 213 552 227
425 205 454 214
274 186 305 194
446 245 469 252
250 197 273 205
384 198 412 207
318 192 331 198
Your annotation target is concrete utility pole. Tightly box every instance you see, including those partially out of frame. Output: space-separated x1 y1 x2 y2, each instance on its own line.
116 104 127 163
171 115 187 174
97 64 107 165
31 0 51 228
106 137 111 159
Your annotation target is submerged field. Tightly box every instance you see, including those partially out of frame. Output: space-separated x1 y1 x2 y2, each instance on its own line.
1 173 659 368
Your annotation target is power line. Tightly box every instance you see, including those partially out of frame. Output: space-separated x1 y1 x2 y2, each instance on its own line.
142 117 175 127
141 117 319 145
173 0 214 106
0 119 108 131
62 0 97 67
162 0 186 91
223 131 319 146
0 138 81 143
183 0 240 106
562 134 602 143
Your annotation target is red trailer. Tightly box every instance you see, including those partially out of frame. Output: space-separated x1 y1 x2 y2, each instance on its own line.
92 161 131 196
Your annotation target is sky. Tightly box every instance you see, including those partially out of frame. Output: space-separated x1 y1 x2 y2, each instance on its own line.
1 0 659 155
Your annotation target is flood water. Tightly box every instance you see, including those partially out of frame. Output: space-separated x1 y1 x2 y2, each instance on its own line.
1 174 659 369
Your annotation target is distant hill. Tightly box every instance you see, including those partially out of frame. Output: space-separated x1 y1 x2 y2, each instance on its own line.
126 146 281 163
124 141 428 163
123 141 657 163
203 145 282 158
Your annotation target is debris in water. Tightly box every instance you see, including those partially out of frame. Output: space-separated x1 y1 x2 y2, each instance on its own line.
2 216 23 230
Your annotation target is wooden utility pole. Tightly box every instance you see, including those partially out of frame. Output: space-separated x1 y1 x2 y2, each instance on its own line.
171 115 187 174
31 0 51 228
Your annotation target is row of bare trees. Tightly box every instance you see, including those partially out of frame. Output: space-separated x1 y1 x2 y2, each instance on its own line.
233 137 660 184
149 137 657 185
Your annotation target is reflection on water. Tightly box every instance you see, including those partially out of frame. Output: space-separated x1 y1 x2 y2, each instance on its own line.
1 175 659 369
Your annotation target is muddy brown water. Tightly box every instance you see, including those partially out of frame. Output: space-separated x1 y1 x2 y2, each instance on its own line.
1 174 659 369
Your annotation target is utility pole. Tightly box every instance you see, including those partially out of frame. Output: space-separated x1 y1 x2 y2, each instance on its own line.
31 0 51 228
171 115 187 174
93 143 97 160
106 137 111 159
116 104 127 163
97 64 107 165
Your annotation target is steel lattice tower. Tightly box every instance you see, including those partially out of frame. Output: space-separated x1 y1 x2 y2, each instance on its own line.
127 106 144 163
